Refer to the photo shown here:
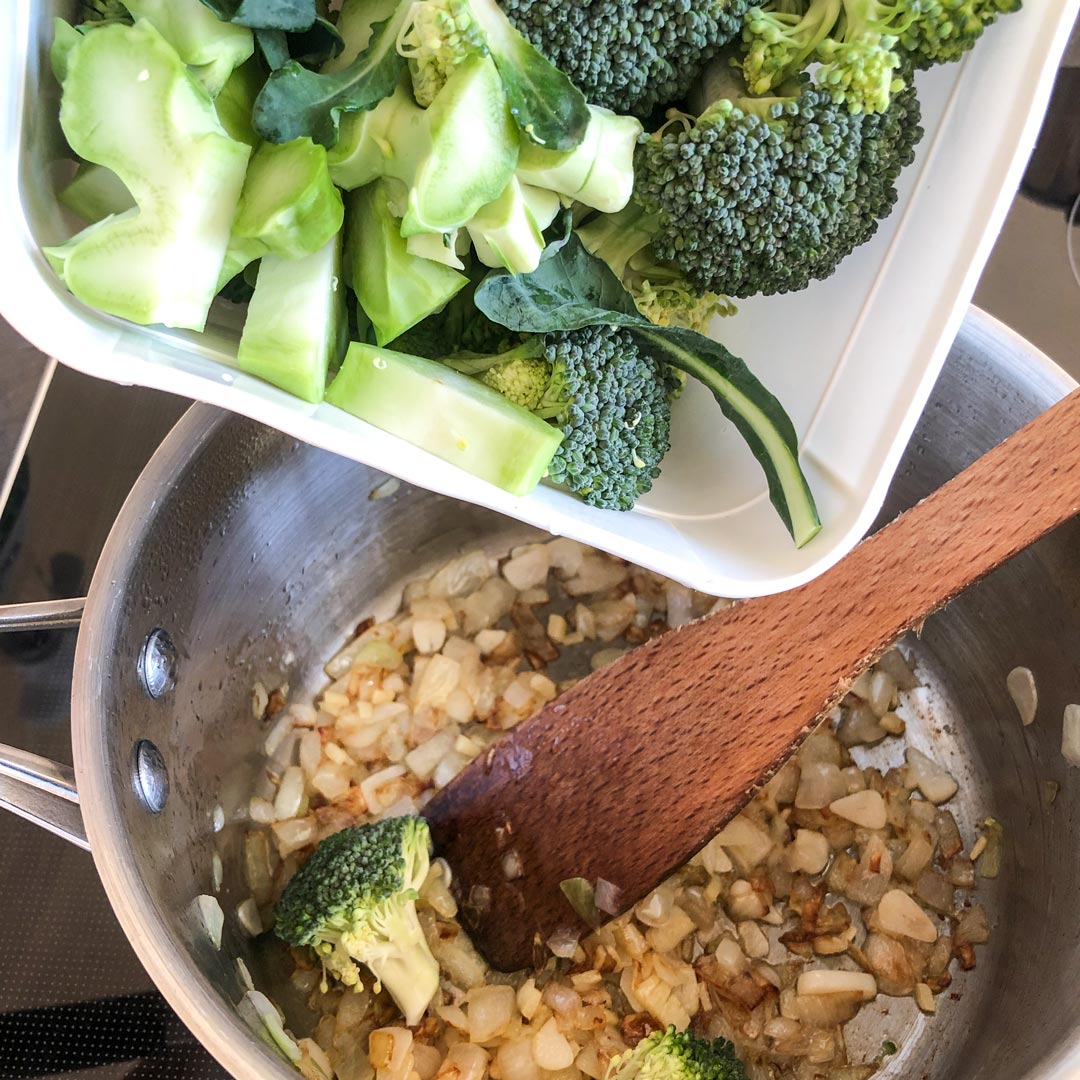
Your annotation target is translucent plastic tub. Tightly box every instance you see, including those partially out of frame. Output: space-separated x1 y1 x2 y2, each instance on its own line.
1 0 1076 596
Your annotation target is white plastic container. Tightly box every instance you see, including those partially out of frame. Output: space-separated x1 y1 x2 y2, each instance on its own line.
1 0 1076 596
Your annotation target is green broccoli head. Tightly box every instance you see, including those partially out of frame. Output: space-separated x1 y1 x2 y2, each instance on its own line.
449 325 679 510
498 0 750 117
895 0 1021 69
606 1028 748 1080
274 815 439 1027
622 67 923 297
538 326 679 511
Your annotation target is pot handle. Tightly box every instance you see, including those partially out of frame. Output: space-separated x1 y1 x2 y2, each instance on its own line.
0 598 89 849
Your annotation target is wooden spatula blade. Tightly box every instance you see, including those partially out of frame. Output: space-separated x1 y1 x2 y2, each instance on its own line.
424 387 1080 972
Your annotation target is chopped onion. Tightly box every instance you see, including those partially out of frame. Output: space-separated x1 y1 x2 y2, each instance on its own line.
795 762 848 809
1007 666 1038 726
466 985 515 1042
211 851 223 894
877 889 937 942
194 894 224 950
715 813 773 871
360 764 406 812
594 877 623 916
829 790 887 829
905 748 958 804
237 897 263 937
546 926 580 959
796 971 876 1000
532 1017 575 1070
273 766 305 821
1062 704 1080 766
497 1039 539 1080
502 546 551 591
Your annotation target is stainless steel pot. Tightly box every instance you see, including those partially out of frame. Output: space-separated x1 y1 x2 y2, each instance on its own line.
1 307 1078 1080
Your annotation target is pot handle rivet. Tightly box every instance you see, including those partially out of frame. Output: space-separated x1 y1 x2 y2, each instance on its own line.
138 628 177 699
132 740 169 814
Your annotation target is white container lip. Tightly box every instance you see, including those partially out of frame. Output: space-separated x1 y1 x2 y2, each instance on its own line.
2 0 1077 597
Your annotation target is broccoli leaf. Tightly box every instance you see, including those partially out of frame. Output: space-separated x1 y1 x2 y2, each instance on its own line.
471 0 589 150
255 27 291 68
475 238 822 547
199 0 315 31
256 15 342 70
251 3 409 145
476 232 640 328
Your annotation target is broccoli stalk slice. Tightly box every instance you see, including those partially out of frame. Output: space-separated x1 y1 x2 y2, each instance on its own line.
328 57 519 237
326 343 563 495
232 137 344 258
237 230 346 402
125 0 254 96
58 161 134 224
466 178 549 275
345 179 468 346
44 20 251 331
515 105 642 214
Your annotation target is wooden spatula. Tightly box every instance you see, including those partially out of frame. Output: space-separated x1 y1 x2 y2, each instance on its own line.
423 387 1080 972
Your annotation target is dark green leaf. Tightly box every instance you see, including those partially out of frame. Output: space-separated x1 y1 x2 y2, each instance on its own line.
474 238 821 546
475 0 589 150
255 28 290 69
474 234 639 331
199 0 315 31
540 207 574 261
256 15 342 70
251 2 409 145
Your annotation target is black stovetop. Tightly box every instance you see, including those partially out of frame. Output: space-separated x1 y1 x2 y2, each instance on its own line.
0 363 226 1080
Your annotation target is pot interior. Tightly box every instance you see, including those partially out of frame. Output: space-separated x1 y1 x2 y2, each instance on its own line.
73 310 1080 1080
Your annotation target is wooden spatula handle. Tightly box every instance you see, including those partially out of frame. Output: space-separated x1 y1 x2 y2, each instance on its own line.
425 387 1080 971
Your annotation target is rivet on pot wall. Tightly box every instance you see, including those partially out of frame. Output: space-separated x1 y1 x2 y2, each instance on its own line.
132 740 169 814
138 628 176 699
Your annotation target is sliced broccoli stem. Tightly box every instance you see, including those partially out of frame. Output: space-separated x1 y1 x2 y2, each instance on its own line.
236 231 345 402
516 106 642 214
362 903 441 1027
124 0 254 96
325 342 564 495
232 137 345 259
346 180 468 345
44 20 251 330
577 202 657 281
58 161 134 224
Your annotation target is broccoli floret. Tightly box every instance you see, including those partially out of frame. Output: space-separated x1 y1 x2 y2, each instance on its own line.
895 0 1021 69
742 0 1020 112
452 326 679 510
396 0 488 105
578 205 735 332
744 0 907 113
498 0 750 117
606 1028 748 1080
480 353 554 409
584 64 922 298
274 816 439 1027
